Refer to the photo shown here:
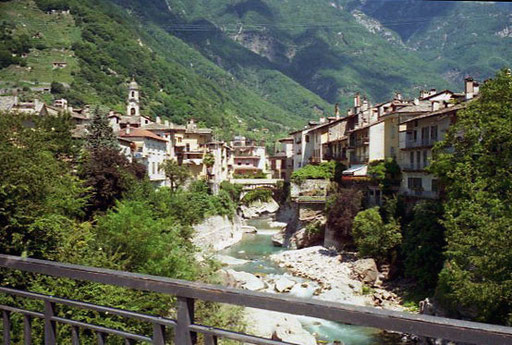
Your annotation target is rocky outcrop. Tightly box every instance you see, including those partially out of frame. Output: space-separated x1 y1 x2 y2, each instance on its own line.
222 269 266 291
271 231 285 247
193 214 243 251
240 198 280 219
274 276 296 293
289 223 325 249
245 308 317 345
271 315 317 345
351 258 379 285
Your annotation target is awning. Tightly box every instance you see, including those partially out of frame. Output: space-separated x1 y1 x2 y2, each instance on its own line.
342 164 368 176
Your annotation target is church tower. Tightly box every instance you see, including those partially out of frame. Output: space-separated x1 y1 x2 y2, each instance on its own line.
126 78 140 116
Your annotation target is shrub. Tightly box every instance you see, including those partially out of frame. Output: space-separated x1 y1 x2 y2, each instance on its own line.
241 188 273 205
291 161 342 184
352 207 402 263
220 181 243 202
325 188 363 247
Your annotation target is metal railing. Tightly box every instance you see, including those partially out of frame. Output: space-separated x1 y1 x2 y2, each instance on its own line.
1 255 512 345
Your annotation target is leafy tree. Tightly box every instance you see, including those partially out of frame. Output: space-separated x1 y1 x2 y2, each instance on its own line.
430 69 512 325
352 207 402 264
203 152 215 168
402 201 445 291
161 159 190 191
325 188 363 248
367 158 401 195
86 106 119 151
291 161 339 184
220 181 243 202
50 81 66 95
78 148 145 216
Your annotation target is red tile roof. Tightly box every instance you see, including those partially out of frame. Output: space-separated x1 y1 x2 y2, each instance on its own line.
119 128 168 142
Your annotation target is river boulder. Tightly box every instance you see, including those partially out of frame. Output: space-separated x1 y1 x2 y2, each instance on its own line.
271 231 285 247
226 269 266 291
274 276 296 293
352 258 379 285
271 316 317 345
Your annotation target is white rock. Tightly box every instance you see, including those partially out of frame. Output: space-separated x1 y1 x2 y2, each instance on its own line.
269 221 288 228
241 225 258 233
274 277 296 293
226 269 265 291
271 316 317 345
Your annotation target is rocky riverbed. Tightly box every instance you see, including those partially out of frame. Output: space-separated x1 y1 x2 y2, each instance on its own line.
216 217 410 344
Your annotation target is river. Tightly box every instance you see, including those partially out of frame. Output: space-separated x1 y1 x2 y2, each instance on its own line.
220 216 407 345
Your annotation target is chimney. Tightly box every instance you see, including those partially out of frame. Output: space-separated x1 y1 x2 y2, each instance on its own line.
420 90 429 99
395 92 403 101
465 77 475 100
432 101 440 112
126 124 131 135
354 93 361 109
156 116 161 124
429 89 437 97
319 117 327 124
164 120 169 126
413 98 420 106
362 98 369 112
334 103 340 118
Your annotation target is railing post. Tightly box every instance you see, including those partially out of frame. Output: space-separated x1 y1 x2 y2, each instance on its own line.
44 301 56 345
97 332 106 345
175 297 196 345
205 335 218 345
23 315 32 345
3 310 10 345
152 324 165 345
71 326 79 345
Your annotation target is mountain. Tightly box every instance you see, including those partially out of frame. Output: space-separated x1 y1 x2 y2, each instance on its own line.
355 0 512 84
1 0 511 139
0 0 331 141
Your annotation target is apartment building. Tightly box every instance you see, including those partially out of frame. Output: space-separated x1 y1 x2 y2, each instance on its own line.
269 137 294 180
230 136 268 177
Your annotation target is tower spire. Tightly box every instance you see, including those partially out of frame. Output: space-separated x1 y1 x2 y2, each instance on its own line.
127 78 140 116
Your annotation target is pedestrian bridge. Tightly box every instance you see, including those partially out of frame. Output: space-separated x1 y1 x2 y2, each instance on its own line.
1 255 511 344
230 178 284 191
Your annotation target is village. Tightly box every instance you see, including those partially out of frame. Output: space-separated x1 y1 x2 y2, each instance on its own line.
0 76 480 205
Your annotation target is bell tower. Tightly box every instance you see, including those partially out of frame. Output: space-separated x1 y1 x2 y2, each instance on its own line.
126 78 140 116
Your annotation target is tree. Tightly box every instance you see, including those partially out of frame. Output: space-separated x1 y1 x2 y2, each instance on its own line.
50 81 66 95
86 106 119 151
161 159 190 191
352 207 402 264
325 188 363 248
367 158 401 195
402 201 445 291
430 69 512 325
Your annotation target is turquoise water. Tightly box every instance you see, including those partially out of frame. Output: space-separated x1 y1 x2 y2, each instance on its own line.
220 217 408 345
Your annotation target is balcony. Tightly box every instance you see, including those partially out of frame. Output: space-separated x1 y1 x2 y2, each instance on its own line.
350 156 369 165
0 255 510 345
310 156 322 164
402 163 429 172
403 189 439 199
403 138 438 150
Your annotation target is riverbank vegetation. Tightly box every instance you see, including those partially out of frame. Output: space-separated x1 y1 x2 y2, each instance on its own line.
324 70 512 326
0 111 244 343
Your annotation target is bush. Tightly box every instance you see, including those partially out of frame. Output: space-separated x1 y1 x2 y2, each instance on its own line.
220 181 243 202
241 188 273 205
325 188 363 247
291 161 340 184
352 207 402 263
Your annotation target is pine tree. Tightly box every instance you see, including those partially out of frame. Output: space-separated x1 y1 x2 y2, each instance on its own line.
86 106 119 151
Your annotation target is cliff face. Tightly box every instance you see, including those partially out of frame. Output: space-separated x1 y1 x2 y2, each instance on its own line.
193 214 244 251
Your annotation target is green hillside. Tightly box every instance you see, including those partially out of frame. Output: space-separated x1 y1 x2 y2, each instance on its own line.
0 0 332 141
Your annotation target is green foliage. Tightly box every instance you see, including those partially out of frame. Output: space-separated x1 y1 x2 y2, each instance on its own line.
291 161 337 184
402 201 446 291
161 159 190 191
241 188 273 205
325 188 363 247
203 152 215 168
352 207 402 264
367 159 401 194
85 106 119 151
220 181 243 203
430 69 512 325
50 80 65 95
233 171 268 179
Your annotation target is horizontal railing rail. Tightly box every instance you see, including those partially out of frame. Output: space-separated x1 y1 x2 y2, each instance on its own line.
1 254 512 345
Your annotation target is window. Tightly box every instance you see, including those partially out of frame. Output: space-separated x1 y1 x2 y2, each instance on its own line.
305 135 310 143
413 130 418 141
130 108 136 115
422 127 429 144
423 150 428 168
408 177 423 190
431 125 438 141
410 152 414 168
131 91 135 98
416 150 421 169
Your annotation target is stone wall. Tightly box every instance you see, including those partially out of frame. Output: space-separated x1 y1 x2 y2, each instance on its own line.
192 213 243 251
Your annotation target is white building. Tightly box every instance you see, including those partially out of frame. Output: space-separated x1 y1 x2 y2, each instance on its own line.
119 126 169 187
